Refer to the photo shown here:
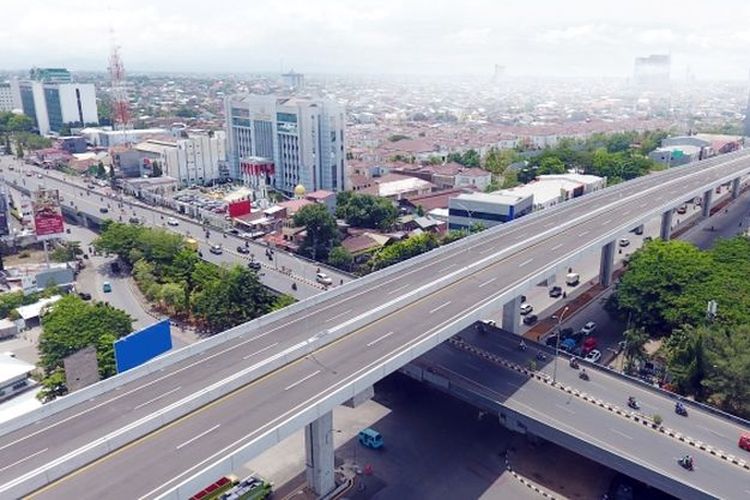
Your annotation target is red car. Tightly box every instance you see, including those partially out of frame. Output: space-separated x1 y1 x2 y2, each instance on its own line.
740 435 750 452
581 336 598 355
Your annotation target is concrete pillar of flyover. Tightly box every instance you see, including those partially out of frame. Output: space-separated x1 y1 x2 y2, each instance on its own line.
659 210 673 241
502 296 522 334
80 214 89 228
305 411 335 497
732 177 741 199
598 240 616 288
702 189 713 218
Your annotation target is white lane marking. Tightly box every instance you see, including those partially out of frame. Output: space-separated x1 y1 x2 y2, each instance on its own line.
366 331 394 347
578 230 589 237
707 428 728 440
284 370 321 391
443 264 457 271
387 284 409 295
554 403 575 415
429 301 452 314
133 387 183 410
622 210 631 216
325 309 353 323
518 258 533 267
0 448 48 473
478 278 496 288
175 425 220 450
610 428 633 440
550 243 563 251
479 247 495 254
463 363 482 372
601 219 611 225
243 343 280 360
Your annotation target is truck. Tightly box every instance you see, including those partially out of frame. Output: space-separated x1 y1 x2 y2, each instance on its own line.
565 272 580 286
185 237 199 252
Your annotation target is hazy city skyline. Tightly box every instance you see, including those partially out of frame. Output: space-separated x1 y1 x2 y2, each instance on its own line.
2 0 750 80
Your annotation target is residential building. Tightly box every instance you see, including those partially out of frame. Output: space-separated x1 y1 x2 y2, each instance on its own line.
19 77 98 135
394 162 491 191
133 130 227 186
448 192 533 230
649 145 702 167
357 173 433 201
80 127 168 148
225 94 347 195
29 67 72 83
0 354 35 403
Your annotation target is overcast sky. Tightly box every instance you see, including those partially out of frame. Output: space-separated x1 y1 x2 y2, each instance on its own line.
2 0 749 80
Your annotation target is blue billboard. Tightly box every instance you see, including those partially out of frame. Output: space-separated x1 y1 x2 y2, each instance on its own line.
114 319 173 373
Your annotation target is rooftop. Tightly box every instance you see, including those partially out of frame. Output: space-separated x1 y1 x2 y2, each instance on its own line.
0 355 35 385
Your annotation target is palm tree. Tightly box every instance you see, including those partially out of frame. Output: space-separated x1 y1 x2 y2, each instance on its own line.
622 326 649 371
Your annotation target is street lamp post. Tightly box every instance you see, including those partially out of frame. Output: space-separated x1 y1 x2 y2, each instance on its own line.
552 305 570 384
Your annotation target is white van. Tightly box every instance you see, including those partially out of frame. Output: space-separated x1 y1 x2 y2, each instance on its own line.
565 273 580 286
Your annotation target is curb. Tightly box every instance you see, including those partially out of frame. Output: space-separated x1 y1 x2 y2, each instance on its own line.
504 450 559 499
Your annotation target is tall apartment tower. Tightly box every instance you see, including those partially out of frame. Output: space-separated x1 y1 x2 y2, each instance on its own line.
18 68 97 135
634 54 671 87
225 94 346 195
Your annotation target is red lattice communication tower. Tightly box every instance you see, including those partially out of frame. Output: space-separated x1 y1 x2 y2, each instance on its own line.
108 41 131 132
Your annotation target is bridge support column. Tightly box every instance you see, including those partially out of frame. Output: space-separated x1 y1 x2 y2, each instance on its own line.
732 177 741 199
502 296 521 334
343 386 374 408
598 240 615 288
305 411 335 497
80 214 89 228
659 210 673 241
702 189 713 218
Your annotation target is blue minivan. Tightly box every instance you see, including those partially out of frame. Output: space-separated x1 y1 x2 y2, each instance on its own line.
358 428 384 449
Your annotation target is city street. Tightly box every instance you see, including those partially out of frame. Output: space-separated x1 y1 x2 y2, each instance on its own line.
0 154 351 300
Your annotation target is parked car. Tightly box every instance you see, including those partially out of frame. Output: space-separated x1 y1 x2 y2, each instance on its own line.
102 282 112 293
582 337 598 355
522 314 538 325
676 205 687 214
248 261 262 271
236 245 250 254
520 303 534 315
548 286 563 298
585 349 602 363
77 292 92 301
619 238 630 247
99 207 109 214
128 216 141 224
560 338 577 352
166 217 179 226
544 334 559 347
581 321 597 335
316 272 333 286
358 428 384 449
209 244 223 255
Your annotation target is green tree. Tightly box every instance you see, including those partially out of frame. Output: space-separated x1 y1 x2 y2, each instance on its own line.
15 139 23 159
663 325 708 395
335 192 398 230
38 295 133 395
159 282 187 314
703 325 750 416
293 204 339 261
483 148 519 176
3 135 11 155
192 266 276 332
370 232 439 271
37 368 67 402
328 246 353 271
50 241 82 262
622 327 649 370
271 294 297 311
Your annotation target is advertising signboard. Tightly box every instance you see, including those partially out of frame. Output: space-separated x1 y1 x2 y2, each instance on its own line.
114 319 172 373
228 199 251 218
0 192 9 236
33 189 64 239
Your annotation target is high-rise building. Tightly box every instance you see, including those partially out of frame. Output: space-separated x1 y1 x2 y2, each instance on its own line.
633 54 671 87
19 68 98 135
225 94 346 195
0 82 18 112
29 67 72 83
744 88 750 138
281 71 305 91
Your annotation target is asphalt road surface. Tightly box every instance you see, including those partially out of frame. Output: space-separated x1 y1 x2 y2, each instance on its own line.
417 342 750 499
1 151 750 498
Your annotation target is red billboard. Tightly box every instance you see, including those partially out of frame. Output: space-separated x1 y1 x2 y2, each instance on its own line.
228 199 251 218
33 189 64 239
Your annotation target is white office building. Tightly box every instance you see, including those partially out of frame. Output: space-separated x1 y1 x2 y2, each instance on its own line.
225 94 347 195
134 130 227 186
19 80 98 135
448 192 533 231
500 173 606 211
0 80 21 112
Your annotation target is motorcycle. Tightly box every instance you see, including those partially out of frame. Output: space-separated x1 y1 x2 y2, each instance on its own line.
627 398 640 410
291 282 298 291
675 403 688 417
518 343 527 352
569 358 579 369
536 352 547 361
678 457 694 471
579 370 590 381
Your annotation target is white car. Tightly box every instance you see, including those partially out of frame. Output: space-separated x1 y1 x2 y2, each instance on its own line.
316 272 333 286
585 349 602 363
519 303 534 315
619 238 630 247
166 217 179 226
581 321 597 335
